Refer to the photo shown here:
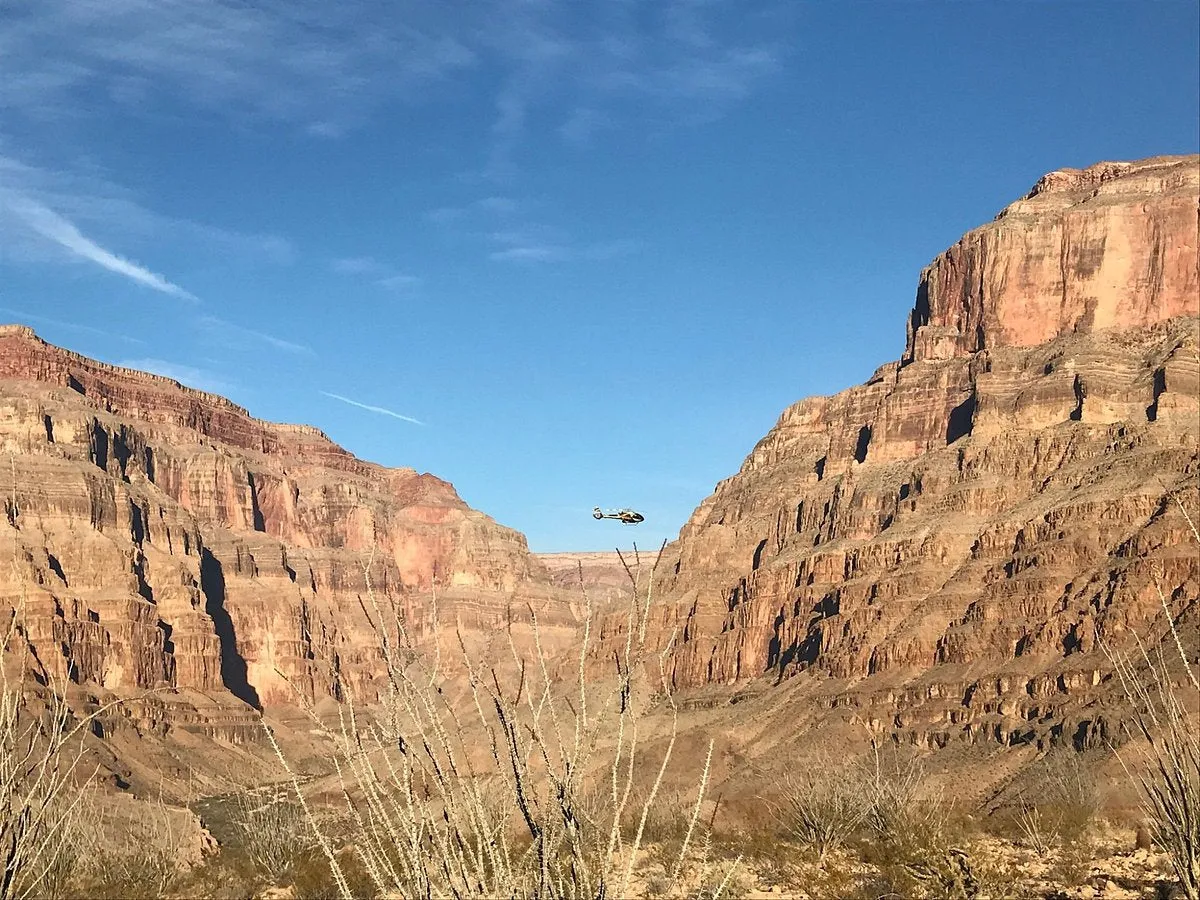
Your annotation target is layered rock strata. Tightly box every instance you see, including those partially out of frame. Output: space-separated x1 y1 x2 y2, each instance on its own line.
537 550 640 609
635 155 1200 750
0 328 562 732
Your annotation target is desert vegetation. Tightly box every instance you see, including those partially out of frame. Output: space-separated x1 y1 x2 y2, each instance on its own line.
2 464 118 900
261 543 733 899
0 144 1196 900
0 654 91 900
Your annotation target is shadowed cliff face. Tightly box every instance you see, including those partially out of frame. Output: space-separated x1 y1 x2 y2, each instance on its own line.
620 155 1200 752
0 330 567 729
199 547 259 710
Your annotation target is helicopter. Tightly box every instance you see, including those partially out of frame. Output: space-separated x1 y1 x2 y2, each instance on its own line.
593 507 645 525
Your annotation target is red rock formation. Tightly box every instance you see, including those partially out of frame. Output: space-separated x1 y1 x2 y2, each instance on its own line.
906 156 1199 363
637 155 1200 751
0 327 561 726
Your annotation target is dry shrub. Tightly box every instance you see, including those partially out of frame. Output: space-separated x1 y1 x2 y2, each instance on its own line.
1 641 91 895
270 542 731 899
1103 495 1200 900
1 458 142 899
1015 750 1101 856
1106 617 1200 898
83 848 182 900
0 685 88 900
685 868 748 900
229 788 315 883
291 849 375 900
769 756 872 862
1043 841 1093 893
644 870 675 898
763 744 999 898
2 495 143 898
1015 804 1055 857
858 744 946 850
848 747 1005 900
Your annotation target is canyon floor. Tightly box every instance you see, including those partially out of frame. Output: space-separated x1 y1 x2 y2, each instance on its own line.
63 697 1186 900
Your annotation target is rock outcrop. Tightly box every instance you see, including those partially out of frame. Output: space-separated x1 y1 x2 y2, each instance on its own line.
0 328 562 730
906 156 1199 364
636 155 1200 751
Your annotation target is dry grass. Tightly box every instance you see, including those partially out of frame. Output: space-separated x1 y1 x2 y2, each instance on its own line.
78 792 190 899
752 744 1020 899
229 787 315 884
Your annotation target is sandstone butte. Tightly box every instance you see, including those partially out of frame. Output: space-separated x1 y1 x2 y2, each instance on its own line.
597 154 1199 756
0 333 575 745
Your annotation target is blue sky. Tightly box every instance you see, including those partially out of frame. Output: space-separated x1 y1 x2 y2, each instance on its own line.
0 1 1197 552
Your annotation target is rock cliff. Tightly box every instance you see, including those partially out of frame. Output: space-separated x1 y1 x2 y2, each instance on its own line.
0 327 562 732
637 155 1200 751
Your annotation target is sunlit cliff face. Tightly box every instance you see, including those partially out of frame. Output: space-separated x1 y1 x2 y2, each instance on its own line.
593 156 1199 753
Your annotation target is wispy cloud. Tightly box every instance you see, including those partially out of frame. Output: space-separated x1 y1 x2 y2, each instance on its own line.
430 195 610 264
0 152 314 359
0 305 145 345
331 257 384 276
1 152 293 271
427 195 521 227
558 107 612 145
320 391 425 425
472 0 789 175
476 196 519 215
330 256 421 291
117 358 235 395
487 229 638 265
426 206 466 226
489 244 565 263
1 1 790 168
581 238 640 260
0 0 477 135
377 273 421 290
197 315 313 355
185 223 295 266
2 194 197 300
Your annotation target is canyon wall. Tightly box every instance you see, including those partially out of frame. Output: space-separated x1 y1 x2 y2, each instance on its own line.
0 329 565 736
634 155 1200 751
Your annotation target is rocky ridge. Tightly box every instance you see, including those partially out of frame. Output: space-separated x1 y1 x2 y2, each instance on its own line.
0 327 565 739
627 155 1200 752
